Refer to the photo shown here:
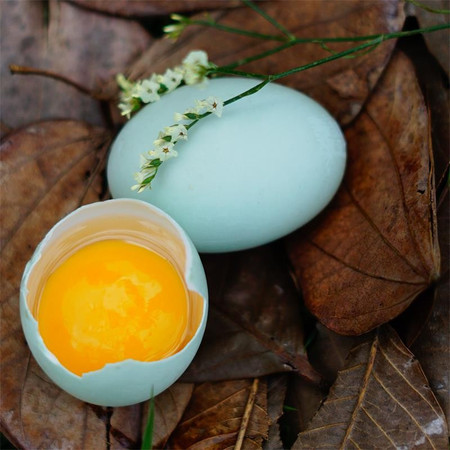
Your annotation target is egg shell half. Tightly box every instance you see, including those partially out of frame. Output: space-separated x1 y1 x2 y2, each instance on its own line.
107 78 346 253
20 199 208 407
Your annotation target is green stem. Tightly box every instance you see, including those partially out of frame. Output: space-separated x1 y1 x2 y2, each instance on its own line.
241 0 296 40
212 23 450 74
186 18 287 41
406 0 450 14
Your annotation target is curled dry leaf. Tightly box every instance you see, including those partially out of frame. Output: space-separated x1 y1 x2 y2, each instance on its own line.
263 375 288 450
181 244 320 384
0 120 111 448
293 326 449 449
287 51 440 335
126 0 404 125
168 379 270 449
411 188 449 426
413 0 450 77
1 0 151 129
68 0 240 18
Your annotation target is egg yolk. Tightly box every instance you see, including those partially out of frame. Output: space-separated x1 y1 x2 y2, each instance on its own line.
37 239 188 376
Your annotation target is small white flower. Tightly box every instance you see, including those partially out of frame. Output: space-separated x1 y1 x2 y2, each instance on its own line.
174 107 199 122
196 96 224 117
163 14 188 40
134 79 160 103
161 68 184 92
116 73 133 92
182 50 211 85
149 141 178 161
163 124 188 142
118 92 136 119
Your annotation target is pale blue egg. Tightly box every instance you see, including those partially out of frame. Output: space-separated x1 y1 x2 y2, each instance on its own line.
107 78 346 253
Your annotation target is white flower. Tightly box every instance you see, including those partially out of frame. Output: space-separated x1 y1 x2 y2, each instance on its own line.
163 124 188 141
163 14 188 40
174 108 199 122
134 79 160 103
116 73 133 92
181 50 211 85
149 141 178 161
118 92 137 119
196 97 224 117
161 68 184 92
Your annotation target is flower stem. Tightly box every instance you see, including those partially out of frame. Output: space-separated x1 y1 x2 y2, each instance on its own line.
406 0 450 14
211 23 450 76
241 0 296 40
186 18 287 41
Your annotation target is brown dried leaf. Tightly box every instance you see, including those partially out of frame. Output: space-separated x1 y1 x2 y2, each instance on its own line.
168 379 270 449
0 120 111 448
1 0 151 129
68 0 240 17
263 375 288 450
414 0 450 77
287 51 440 335
181 244 320 384
146 383 194 449
411 187 449 427
126 0 405 125
293 326 449 449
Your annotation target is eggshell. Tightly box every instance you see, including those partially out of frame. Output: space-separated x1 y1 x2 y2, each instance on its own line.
20 199 208 407
107 78 346 253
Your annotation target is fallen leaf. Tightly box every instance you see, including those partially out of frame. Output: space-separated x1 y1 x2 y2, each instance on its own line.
144 383 194 449
397 21 450 191
411 187 449 427
168 379 270 449
125 0 405 125
287 51 440 335
293 326 449 449
308 324 368 382
1 0 151 129
181 244 320 384
413 0 450 77
0 120 111 448
67 0 240 17
263 375 288 450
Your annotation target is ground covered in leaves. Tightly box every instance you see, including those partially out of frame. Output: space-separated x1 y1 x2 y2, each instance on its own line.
1 1 449 449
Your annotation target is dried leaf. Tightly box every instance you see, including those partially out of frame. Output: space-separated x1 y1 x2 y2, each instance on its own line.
263 375 288 450
181 244 320 384
308 324 368 383
293 326 449 449
168 379 270 449
146 383 194 449
411 187 449 427
68 0 240 17
398 23 450 191
126 0 405 125
1 0 151 129
287 51 440 335
0 121 110 448
414 0 450 77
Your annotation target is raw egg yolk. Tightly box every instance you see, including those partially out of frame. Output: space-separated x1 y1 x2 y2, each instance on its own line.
37 239 188 376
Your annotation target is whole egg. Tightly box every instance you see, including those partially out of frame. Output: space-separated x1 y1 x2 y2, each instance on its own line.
107 78 346 253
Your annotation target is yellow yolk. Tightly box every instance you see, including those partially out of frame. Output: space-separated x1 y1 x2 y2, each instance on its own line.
37 239 188 376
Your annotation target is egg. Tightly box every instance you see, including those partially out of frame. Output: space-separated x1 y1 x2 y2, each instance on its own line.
107 77 346 253
20 199 208 407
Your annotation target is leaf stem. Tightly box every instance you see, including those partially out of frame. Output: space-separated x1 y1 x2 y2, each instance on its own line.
9 64 109 100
